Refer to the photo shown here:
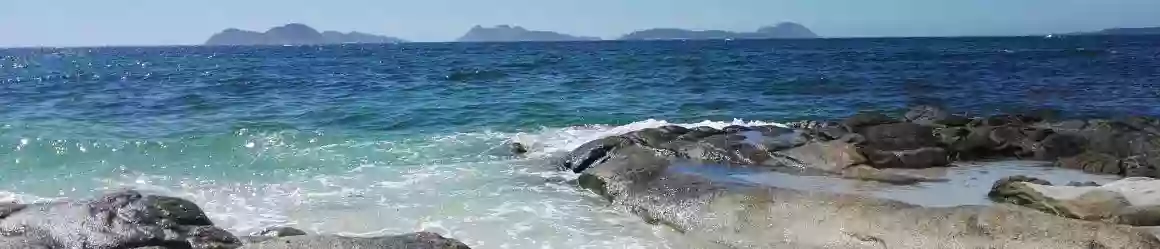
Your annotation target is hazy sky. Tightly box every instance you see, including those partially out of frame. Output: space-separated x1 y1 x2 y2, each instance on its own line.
2 0 1160 47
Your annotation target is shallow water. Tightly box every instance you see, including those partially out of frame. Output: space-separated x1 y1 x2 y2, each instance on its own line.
2 37 1159 248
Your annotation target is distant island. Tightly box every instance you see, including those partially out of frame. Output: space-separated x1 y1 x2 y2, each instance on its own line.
205 23 406 46
620 22 818 40
456 25 600 42
1072 27 1160 36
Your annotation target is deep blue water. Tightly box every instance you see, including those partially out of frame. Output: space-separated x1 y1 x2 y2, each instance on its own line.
0 36 1158 248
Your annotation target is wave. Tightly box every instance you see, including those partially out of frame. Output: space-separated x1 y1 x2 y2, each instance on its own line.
0 118 781 248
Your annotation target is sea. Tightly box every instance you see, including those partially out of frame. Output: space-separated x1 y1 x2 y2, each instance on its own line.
1 36 1159 248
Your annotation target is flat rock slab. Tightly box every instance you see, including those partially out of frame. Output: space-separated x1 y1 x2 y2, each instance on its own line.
239 233 471 249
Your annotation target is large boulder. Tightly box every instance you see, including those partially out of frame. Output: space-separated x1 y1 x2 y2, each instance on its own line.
903 105 950 126
239 232 471 249
859 123 939 151
841 112 898 132
575 146 1160 248
0 190 241 249
989 177 1160 226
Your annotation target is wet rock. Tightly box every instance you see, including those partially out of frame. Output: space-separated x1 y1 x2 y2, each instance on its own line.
577 147 1160 248
1067 181 1102 187
989 177 1160 226
239 232 471 249
561 136 631 173
622 126 687 147
1032 133 1086 160
1056 152 1123 175
509 142 528 154
675 126 724 141
935 115 972 127
817 126 850 140
841 111 898 132
859 123 939 150
0 190 241 249
721 125 750 133
903 105 949 125
860 147 950 169
256 226 307 237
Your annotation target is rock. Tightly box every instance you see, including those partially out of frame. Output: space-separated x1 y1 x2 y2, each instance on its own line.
903 105 949 125
1056 152 1123 175
1067 181 1102 187
622 126 687 147
576 147 1160 248
675 126 724 141
1032 133 1086 160
561 136 631 173
989 177 1160 226
860 147 950 169
859 123 939 150
721 125 750 133
817 126 849 140
255 226 308 237
771 141 866 172
841 112 898 132
239 232 471 249
0 190 241 249
509 142 528 154
936 115 973 126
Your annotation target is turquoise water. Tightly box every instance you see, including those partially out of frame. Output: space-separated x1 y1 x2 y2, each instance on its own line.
1 37 1159 248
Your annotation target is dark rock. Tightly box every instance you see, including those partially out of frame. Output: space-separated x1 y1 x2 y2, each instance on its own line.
841 112 898 132
903 105 949 125
722 125 750 133
1032 134 1086 160
561 136 631 173
622 126 687 147
239 232 471 249
1067 181 1102 187
1056 152 1123 175
861 147 950 169
817 126 850 140
859 123 939 151
935 115 973 127
675 126 725 141
0 190 240 249
1122 156 1159 178
509 142 529 154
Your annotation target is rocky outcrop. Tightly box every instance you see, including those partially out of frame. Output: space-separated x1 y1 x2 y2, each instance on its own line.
570 144 1160 248
560 106 1160 248
619 22 819 40
0 190 241 249
455 25 599 42
205 24 406 46
240 232 471 249
990 176 1160 226
0 190 471 249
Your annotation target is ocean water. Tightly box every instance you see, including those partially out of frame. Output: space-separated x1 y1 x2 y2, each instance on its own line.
1 36 1159 248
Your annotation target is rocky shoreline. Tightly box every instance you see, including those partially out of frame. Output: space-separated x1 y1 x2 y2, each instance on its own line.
560 106 1160 248
0 190 471 249
5 105 1160 248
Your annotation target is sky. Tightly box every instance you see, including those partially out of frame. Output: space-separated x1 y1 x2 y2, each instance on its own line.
2 0 1160 47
